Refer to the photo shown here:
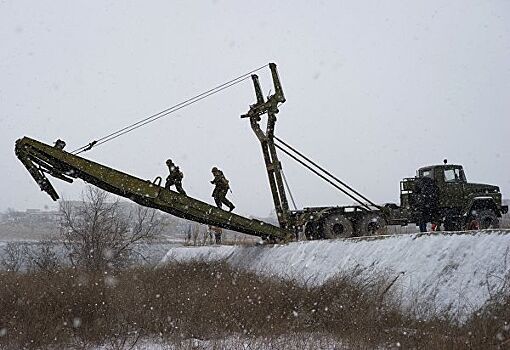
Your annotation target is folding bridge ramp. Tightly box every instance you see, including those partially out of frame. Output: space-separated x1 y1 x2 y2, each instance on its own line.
15 137 293 241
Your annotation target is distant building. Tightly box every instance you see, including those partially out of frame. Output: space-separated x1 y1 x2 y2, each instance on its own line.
1 208 59 224
25 209 60 222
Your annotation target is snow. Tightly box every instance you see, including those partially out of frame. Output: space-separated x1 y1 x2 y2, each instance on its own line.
90 334 344 349
161 230 510 320
162 245 236 263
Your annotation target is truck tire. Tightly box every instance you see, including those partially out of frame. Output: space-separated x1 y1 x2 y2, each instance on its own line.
304 221 322 240
476 209 499 229
322 213 354 239
357 213 387 236
444 218 461 231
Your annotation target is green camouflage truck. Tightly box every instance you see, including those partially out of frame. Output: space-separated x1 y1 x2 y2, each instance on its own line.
400 162 507 232
242 64 508 239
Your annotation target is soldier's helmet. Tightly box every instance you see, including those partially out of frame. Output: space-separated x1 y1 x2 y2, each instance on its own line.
54 139 66 150
211 167 219 173
166 159 173 166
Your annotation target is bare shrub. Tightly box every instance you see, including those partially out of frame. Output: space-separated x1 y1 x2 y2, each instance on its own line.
0 242 27 272
0 260 508 349
462 251 510 348
24 240 61 272
59 186 164 271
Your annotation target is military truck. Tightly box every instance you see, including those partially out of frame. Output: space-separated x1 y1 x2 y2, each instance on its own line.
242 64 508 239
400 162 507 232
291 161 508 239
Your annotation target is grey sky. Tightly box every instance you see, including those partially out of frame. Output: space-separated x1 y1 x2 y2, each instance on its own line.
1 0 509 217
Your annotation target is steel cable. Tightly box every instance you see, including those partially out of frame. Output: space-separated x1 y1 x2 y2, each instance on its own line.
273 136 378 209
273 142 372 210
72 64 269 154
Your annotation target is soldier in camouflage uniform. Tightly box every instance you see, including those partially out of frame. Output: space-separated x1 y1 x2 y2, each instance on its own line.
165 159 186 195
210 167 235 212
208 225 223 244
415 176 438 232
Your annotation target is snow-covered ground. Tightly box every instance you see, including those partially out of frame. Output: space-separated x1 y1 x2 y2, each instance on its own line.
161 230 510 321
91 334 344 350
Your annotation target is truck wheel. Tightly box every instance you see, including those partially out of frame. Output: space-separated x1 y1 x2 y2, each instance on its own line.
476 209 499 229
358 213 387 236
444 219 461 231
304 221 321 240
322 213 354 239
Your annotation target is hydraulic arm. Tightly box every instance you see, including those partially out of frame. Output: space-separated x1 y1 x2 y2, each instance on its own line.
15 137 293 241
241 63 292 229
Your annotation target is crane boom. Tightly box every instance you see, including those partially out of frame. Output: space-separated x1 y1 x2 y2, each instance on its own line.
15 137 293 241
241 63 291 229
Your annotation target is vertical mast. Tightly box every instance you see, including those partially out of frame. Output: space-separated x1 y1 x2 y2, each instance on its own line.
241 63 291 229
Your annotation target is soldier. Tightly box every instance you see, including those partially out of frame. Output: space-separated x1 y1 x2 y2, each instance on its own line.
53 139 66 150
165 159 186 195
415 176 438 232
208 225 223 244
210 167 235 212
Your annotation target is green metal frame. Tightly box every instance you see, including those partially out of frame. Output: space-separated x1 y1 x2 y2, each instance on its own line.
15 137 293 241
241 63 292 229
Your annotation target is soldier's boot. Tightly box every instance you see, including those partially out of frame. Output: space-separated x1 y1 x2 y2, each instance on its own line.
176 183 187 196
214 197 223 209
223 198 235 212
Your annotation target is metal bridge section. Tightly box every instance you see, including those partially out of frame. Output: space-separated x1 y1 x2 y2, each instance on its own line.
15 137 293 241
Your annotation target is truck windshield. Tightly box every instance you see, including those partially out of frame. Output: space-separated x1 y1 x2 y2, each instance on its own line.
419 169 433 179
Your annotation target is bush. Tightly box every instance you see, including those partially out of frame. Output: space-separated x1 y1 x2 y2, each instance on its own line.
1 260 508 349
59 186 164 271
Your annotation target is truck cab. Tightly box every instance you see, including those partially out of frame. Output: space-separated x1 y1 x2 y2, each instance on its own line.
401 163 508 231
418 164 467 211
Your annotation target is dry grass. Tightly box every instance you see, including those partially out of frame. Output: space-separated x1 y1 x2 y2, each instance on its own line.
0 261 508 349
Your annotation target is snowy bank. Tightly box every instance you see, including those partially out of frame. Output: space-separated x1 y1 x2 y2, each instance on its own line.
161 230 510 320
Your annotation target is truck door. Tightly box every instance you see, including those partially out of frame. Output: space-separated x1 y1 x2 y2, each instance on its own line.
438 166 466 210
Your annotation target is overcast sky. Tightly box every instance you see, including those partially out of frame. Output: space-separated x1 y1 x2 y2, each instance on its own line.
1 0 509 217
